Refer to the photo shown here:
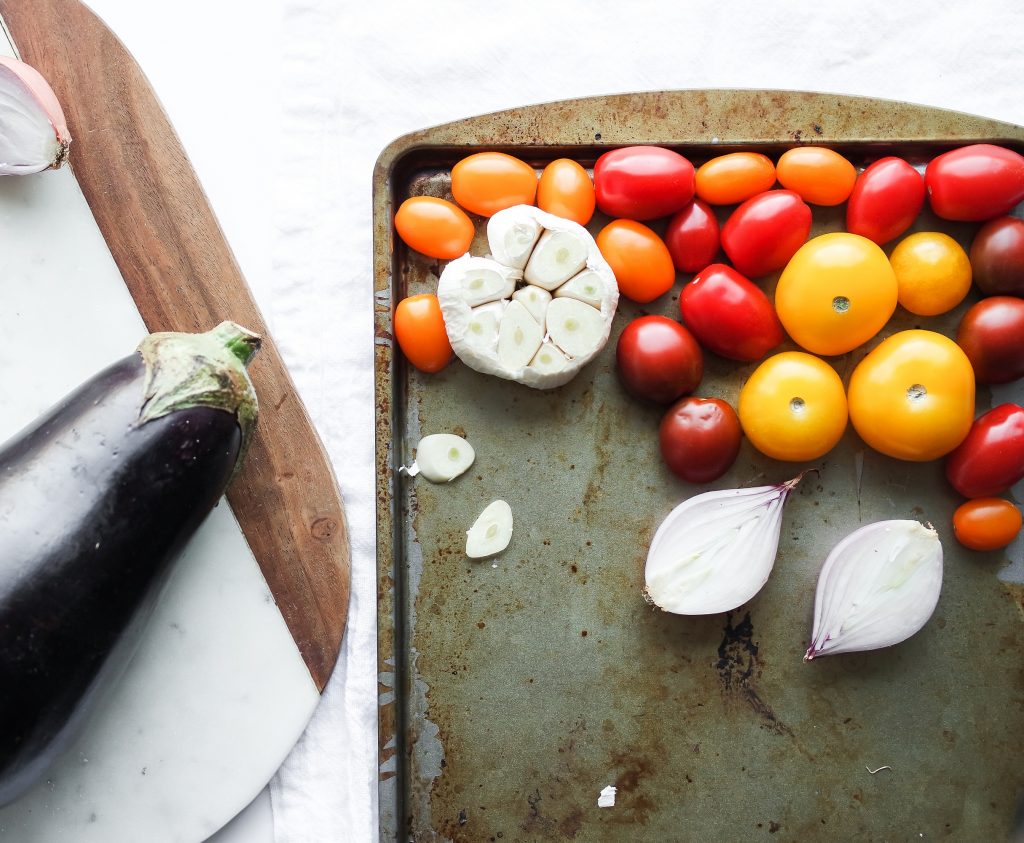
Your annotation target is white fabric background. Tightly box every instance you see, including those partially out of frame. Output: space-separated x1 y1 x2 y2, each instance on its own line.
76 1 1024 840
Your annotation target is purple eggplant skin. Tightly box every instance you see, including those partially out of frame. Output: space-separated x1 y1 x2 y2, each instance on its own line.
0 327 256 807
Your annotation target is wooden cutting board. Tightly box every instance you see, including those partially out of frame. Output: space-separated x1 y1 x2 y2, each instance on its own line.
0 1 350 840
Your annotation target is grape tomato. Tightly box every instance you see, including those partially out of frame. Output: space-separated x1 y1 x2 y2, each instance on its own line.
953 498 1023 552
394 196 475 260
537 158 595 225
594 146 695 220
664 198 720 273
776 147 856 206
846 156 925 245
925 143 1024 221
451 151 537 217
945 403 1024 499
394 294 453 373
596 219 676 303
695 152 776 205
720 190 812 279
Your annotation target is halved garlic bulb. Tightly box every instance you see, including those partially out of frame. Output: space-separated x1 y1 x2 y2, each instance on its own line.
438 205 618 389
411 433 475 483
644 477 802 615
0 56 71 175
806 520 943 660
466 500 513 558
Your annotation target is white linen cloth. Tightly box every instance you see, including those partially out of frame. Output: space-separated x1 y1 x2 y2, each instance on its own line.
76 1 1024 840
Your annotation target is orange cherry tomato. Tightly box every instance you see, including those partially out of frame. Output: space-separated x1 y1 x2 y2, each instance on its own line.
596 220 676 303
695 152 776 205
847 330 975 461
451 152 537 217
394 196 475 260
537 158 595 225
394 294 452 373
776 147 857 206
953 498 1022 551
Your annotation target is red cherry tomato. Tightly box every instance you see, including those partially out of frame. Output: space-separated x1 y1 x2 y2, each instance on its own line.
945 403 1024 498
956 297 1024 384
720 190 812 278
664 198 720 273
616 315 703 404
394 294 452 373
925 144 1024 221
776 147 857 206
659 397 742 483
970 216 1024 296
953 498 1022 552
846 157 926 245
596 220 676 303
594 146 695 221
679 263 785 362
394 196 475 260
537 158 595 225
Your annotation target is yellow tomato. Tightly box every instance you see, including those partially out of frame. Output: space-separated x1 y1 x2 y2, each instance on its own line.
451 152 537 217
537 158 595 224
848 330 975 461
889 231 972 316
695 152 776 205
738 352 848 461
775 232 898 357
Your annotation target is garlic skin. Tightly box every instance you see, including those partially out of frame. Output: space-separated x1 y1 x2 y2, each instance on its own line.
644 477 801 615
0 56 71 175
806 520 943 660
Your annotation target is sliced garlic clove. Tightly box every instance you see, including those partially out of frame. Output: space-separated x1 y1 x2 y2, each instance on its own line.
546 297 605 359
463 300 505 353
644 477 802 615
413 433 475 483
466 500 513 558
0 57 71 175
528 341 570 376
440 254 520 308
512 284 552 326
524 229 589 290
554 269 605 309
497 299 544 370
806 520 943 660
487 208 543 270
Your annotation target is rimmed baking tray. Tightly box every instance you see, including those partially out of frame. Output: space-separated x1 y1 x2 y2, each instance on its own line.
374 91 1024 842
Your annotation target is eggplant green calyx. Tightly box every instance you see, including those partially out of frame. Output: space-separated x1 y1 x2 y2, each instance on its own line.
137 321 261 474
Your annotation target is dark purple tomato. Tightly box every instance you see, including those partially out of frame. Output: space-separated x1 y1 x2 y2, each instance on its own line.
616 315 703 404
956 296 1024 384
659 397 742 483
970 216 1024 296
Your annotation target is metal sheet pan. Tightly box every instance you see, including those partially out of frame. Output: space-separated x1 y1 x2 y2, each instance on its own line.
374 91 1024 842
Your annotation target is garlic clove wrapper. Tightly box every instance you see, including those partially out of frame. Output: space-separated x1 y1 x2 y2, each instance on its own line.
0 56 70 175
644 476 802 615
806 520 943 660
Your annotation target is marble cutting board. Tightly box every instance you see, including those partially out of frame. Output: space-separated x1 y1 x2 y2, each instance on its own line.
0 2 351 840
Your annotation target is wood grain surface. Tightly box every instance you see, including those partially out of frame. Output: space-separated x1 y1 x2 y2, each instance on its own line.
0 0 349 692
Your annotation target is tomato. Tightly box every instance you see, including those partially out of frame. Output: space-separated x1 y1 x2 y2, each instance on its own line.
846 157 926 245
775 147 857 206
596 220 676 303
451 152 537 217
925 144 1024 221
970 216 1024 296
720 190 812 278
594 146 695 220
394 196 475 260
664 198 720 272
737 352 848 462
616 315 703 404
775 233 897 356
394 294 452 373
848 330 975 461
678 263 784 362
659 397 742 483
953 498 1023 552
889 232 972 317
944 403 1024 499
537 158 595 225
694 152 776 205
956 297 1024 384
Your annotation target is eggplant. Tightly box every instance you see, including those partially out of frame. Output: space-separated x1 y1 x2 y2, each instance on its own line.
0 322 260 806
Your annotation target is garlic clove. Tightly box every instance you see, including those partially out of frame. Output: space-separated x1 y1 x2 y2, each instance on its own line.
528 341 570 376
524 229 589 290
487 208 543 270
511 284 552 326
553 269 606 309
463 300 505 353
413 433 475 483
466 500 513 558
546 297 605 359
497 299 544 370
644 477 801 615
439 254 520 308
806 520 943 660
0 56 70 175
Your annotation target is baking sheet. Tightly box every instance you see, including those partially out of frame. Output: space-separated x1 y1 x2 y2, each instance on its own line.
375 92 1024 842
